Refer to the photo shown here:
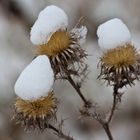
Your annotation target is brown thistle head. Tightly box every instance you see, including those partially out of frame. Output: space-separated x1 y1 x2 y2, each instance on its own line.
97 18 140 87
13 55 57 131
14 92 57 131
98 44 140 87
30 5 88 78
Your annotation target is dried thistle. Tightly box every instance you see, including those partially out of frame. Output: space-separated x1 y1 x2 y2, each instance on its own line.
14 92 57 131
29 5 89 106
35 28 87 78
13 55 58 131
98 44 140 87
30 5 88 79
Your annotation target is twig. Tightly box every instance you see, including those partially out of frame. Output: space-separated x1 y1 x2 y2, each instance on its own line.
64 69 121 140
103 124 113 140
66 72 115 140
107 93 117 123
48 124 74 140
102 84 120 140
74 16 85 28
66 72 90 107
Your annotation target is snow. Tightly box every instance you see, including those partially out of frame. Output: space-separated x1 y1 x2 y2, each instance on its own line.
14 55 54 101
30 5 68 45
70 26 87 45
97 18 131 50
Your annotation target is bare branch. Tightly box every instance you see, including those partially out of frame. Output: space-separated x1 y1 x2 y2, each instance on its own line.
48 124 74 140
66 72 91 107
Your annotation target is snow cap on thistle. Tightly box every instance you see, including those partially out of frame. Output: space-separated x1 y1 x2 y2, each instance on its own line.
97 18 131 50
14 55 54 101
97 18 140 87
30 5 68 45
30 5 87 78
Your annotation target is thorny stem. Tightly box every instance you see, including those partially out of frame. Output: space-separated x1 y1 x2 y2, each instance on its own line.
64 71 120 140
103 124 113 140
66 73 90 107
66 72 114 140
48 124 74 140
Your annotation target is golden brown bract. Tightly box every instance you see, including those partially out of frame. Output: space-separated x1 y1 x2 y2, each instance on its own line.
35 30 87 77
36 31 71 57
98 44 140 87
14 92 57 131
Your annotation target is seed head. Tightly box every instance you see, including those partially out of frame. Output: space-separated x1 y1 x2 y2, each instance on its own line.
14 92 57 131
36 31 71 57
30 5 88 79
36 28 87 77
98 44 140 87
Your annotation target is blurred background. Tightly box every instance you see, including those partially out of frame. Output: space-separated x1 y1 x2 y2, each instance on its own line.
1 0 140 140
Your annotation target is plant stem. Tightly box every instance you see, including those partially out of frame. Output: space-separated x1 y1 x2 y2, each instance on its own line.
66 73 89 106
103 84 119 140
66 73 116 140
48 124 74 140
103 124 113 140
64 71 120 140
107 93 117 123
107 85 119 123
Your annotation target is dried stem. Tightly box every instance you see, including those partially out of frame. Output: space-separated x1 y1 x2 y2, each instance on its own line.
107 93 117 123
103 124 113 140
66 73 114 140
102 84 120 140
64 70 121 140
48 124 74 140
107 84 119 123
85 84 120 140
66 72 90 107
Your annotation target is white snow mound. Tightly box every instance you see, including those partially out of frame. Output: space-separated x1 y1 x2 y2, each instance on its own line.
14 55 54 101
97 18 131 50
30 5 68 45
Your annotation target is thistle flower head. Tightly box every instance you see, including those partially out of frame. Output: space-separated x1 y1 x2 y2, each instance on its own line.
30 5 88 77
14 92 57 130
36 31 71 57
14 55 57 130
101 44 139 69
97 18 140 87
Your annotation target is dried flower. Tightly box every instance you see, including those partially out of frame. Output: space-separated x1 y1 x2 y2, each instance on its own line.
97 19 140 87
98 44 140 87
14 92 57 130
14 55 57 130
30 5 88 77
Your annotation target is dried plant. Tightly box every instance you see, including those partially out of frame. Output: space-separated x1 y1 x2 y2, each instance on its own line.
12 6 140 140
14 92 57 130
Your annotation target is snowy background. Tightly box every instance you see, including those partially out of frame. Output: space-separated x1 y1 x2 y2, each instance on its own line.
0 0 140 140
